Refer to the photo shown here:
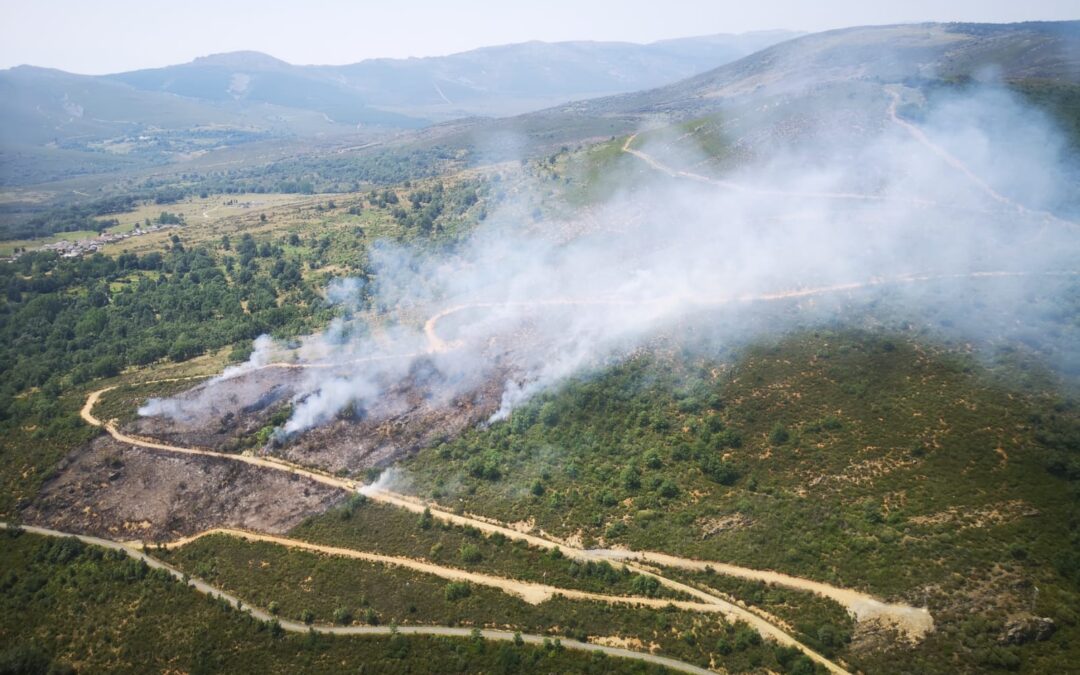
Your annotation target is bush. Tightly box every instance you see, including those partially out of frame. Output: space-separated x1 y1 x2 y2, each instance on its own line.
539 402 560 427
658 480 679 499
459 544 482 564
630 575 660 597
715 429 743 448
734 624 762 651
699 455 740 485
605 521 628 539
333 607 353 625
769 423 790 445
466 453 501 481
444 581 472 601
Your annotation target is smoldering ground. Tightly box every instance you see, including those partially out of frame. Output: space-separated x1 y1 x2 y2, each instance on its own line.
139 82 1079 460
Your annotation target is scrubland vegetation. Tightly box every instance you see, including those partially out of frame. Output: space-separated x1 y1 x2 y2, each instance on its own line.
404 330 1080 673
1 530 667 675
159 532 803 672
3 20 1080 674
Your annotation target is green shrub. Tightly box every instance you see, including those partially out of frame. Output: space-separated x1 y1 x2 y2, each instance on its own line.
459 543 482 564
444 581 472 601
769 423 790 445
699 454 740 485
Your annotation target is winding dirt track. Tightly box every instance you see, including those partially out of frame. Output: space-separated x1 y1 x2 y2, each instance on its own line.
418 271 1074 357
83 269 1080 652
80 265 1080 670
621 134 931 205
1 523 715 675
622 92 1074 228
594 549 933 635
158 527 732 611
80 389 854 673
81 386 363 493
884 89 1076 229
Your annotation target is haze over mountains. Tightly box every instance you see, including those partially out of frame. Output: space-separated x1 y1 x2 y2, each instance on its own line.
545 22 1080 119
113 31 798 121
0 31 795 145
2 22 1078 189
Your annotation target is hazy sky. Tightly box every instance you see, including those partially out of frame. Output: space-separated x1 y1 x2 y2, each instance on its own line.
1 0 1076 74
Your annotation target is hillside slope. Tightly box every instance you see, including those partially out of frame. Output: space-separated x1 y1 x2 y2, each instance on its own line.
568 21 1080 118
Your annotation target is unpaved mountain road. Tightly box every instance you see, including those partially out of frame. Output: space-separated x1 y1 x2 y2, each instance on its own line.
622 91 1075 228
81 386 362 493
82 270 1080 647
884 88 1076 229
621 134 930 204
0 523 716 675
418 270 1073 358
80 386 854 673
158 526 731 612
595 549 934 635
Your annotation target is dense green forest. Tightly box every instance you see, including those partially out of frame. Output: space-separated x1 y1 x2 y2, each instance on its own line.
0 241 327 420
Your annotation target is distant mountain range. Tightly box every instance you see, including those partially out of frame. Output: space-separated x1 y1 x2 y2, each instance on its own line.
0 31 802 186
444 20 1080 158
111 31 799 122
555 21 1080 118
3 22 1079 189
0 31 797 145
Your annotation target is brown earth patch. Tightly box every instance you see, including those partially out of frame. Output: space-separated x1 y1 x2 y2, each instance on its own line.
699 513 753 539
21 435 343 541
130 367 303 451
278 361 509 474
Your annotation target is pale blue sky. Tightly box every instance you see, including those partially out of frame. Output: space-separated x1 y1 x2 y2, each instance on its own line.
1 0 1076 74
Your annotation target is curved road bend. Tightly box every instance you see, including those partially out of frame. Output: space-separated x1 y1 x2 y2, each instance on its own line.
78 389 851 673
159 527 734 613
1 522 716 675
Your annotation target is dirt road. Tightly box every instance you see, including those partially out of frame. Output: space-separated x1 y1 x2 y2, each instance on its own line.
159 527 734 612
418 271 1070 357
86 269 1080 644
621 134 926 204
594 548 933 637
80 389 854 673
82 386 362 493
364 485 935 638
885 88 1075 229
1 523 716 675
884 88 1074 228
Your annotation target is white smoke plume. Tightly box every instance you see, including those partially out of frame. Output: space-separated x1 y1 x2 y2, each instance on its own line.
144 82 1080 440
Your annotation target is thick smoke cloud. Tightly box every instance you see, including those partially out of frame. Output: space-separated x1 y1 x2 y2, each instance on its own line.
143 82 1079 440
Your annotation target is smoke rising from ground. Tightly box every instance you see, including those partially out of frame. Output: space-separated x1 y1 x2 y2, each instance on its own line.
142 83 1079 442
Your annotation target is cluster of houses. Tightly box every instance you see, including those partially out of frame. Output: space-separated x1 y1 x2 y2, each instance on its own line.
8 222 181 261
